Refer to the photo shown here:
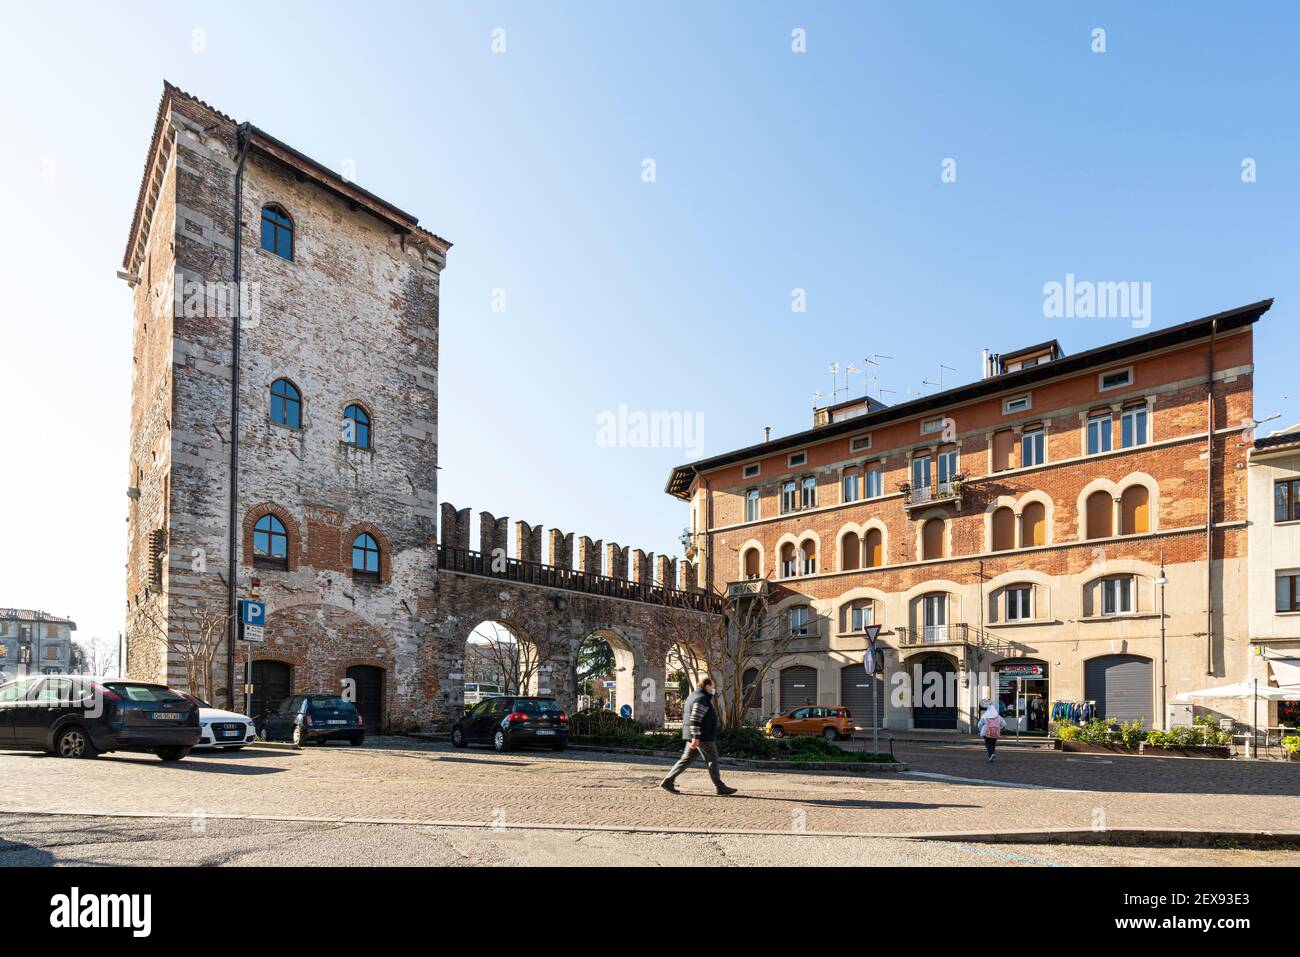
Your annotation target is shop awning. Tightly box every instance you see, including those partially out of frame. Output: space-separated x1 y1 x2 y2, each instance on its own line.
1174 681 1300 702
1268 658 1300 689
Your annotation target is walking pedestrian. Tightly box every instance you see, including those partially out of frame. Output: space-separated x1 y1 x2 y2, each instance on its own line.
660 677 737 796
978 699 1006 762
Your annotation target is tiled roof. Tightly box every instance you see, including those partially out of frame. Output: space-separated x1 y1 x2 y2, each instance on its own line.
0 609 76 627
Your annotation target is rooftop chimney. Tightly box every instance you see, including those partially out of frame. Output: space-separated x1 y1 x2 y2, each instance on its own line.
764 426 771 442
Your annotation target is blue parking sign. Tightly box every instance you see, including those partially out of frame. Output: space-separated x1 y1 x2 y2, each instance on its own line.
240 600 266 642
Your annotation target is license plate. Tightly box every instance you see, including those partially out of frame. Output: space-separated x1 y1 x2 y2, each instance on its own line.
326 719 347 725
151 712 182 720
536 729 555 736
218 730 241 738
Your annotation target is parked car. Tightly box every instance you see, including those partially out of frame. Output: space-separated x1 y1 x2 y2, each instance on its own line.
451 695 568 752
0 675 199 761
259 694 364 747
764 705 855 740
179 694 257 751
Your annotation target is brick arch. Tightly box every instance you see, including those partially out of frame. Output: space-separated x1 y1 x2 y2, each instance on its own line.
342 521 394 584
242 501 301 571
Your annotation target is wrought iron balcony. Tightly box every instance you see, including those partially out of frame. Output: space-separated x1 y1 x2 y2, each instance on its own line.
896 623 1013 656
901 480 963 512
436 544 722 614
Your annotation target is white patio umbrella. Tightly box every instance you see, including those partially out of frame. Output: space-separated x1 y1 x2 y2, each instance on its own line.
1174 682 1300 702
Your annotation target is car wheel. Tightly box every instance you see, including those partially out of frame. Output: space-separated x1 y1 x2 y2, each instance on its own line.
451 727 467 748
349 736 364 747
493 730 510 752
551 741 567 752
822 727 839 741
55 726 95 759
292 726 306 748
770 725 785 739
154 746 190 762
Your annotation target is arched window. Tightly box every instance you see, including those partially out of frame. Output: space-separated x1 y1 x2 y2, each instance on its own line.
800 539 817 575
352 533 380 582
343 404 371 449
842 533 861 571
864 528 883 567
845 599 874 632
991 507 1015 551
1120 485 1149 535
921 518 946 560
270 378 302 428
1022 501 1046 546
742 547 760 580
253 514 288 569
779 543 797 578
1085 490 1113 540
261 204 294 260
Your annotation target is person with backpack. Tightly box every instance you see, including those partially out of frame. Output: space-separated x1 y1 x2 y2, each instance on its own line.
977 700 1006 762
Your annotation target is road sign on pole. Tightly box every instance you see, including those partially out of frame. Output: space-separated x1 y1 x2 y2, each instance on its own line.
863 624 883 755
239 600 266 720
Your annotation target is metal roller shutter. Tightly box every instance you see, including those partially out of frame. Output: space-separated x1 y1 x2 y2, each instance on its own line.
840 664 884 729
1084 655 1153 726
780 666 818 710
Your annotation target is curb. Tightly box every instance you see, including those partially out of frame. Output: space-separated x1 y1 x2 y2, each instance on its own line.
1 809 1295 847
565 743 908 773
907 828 1300 850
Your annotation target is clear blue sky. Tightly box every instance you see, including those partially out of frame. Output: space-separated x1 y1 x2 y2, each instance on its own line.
1 1 1296 644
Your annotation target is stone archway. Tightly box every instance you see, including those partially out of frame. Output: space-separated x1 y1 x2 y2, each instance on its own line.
575 628 639 718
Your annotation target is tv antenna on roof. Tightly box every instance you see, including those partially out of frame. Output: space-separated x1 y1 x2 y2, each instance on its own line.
864 354 894 398
937 363 957 390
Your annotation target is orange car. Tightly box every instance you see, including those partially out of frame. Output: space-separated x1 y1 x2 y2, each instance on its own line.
764 706 856 740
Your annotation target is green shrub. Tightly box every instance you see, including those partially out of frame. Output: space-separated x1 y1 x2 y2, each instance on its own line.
717 725 779 759
1076 718 1115 744
1051 723 1081 741
779 735 843 756
568 708 644 737
1117 719 1148 749
1282 735 1300 754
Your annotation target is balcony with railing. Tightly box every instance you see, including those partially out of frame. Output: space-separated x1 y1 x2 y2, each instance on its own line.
896 623 1013 656
436 544 722 614
900 479 965 512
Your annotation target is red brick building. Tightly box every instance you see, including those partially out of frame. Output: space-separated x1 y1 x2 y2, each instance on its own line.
667 301 1271 733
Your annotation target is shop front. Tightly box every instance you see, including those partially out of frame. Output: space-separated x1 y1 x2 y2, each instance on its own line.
996 660 1049 734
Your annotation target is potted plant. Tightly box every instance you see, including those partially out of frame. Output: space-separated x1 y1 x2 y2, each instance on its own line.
1283 735 1300 762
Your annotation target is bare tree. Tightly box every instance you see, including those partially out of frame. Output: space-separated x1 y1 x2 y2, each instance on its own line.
132 596 232 701
72 635 120 676
468 622 565 697
653 574 821 727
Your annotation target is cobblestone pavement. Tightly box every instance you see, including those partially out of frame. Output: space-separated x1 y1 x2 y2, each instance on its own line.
3 814 1296 867
1 736 1297 842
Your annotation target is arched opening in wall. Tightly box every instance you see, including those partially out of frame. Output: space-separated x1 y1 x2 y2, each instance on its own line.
991 507 1015 551
779 542 797 578
800 538 817 575
665 641 709 723
1085 490 1113 539
1022 501 1046 546
1120 485 1150 535
464 620 541 712
574 630 636 718
842 532 861 571
921 518 946 560
742 546 761 579
864 527 883 567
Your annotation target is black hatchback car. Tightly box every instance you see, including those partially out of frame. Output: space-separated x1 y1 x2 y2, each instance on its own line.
259 694 365 747
452 696 568 752
0 675 200 761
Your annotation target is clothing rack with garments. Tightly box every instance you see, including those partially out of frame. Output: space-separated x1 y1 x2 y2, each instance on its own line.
1051 700 1097 724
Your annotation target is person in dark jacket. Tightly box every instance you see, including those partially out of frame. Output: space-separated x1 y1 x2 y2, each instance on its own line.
660 677 737 796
